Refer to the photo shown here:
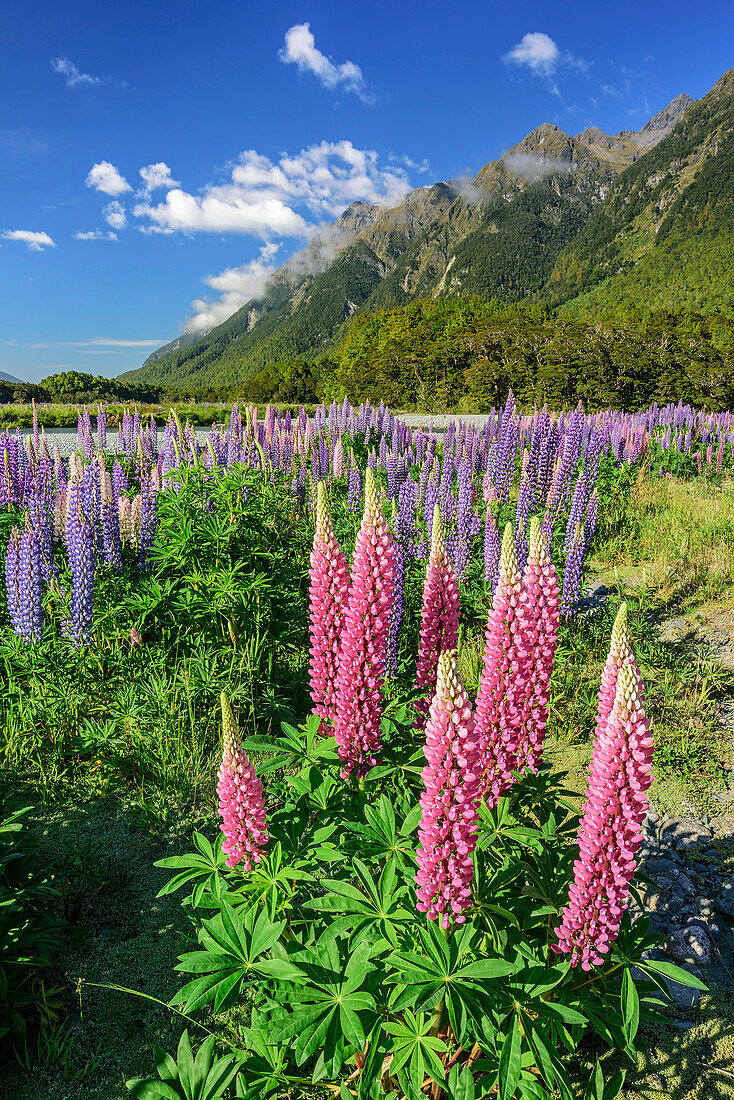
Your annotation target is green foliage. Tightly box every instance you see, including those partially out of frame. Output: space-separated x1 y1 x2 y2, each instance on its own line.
141 714 702 1100
332 296 734 411
126 1031 240 1100
0 799 63 1046
552 71 734 316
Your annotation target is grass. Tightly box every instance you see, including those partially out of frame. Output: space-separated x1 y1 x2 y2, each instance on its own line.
593 468 734 612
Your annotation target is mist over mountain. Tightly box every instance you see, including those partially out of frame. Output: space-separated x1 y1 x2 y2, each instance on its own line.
123 72 734 391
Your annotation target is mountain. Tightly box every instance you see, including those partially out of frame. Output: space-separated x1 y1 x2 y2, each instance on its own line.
550 73 734 315
0 371 24 384
124 85 708 390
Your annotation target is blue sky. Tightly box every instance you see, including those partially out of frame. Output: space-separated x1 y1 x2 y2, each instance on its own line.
2 0 733 383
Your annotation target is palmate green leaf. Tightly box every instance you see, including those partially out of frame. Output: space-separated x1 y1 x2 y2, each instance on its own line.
344 795 420 868
233 842 315 921
126 1031 239 1100
171 903 286 1013
524 1024 574 1100
304 858 413 948
387 922 518 1040
268 936 377 1080
241 716 338 775
155 832 229 907
383 1011 447 1085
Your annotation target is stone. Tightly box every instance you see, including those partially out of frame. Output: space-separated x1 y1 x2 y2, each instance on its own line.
663 923 712 967
645 857 681 878
587 581 608 597
717 882 734 919
643 887 665 912
677 873 696 897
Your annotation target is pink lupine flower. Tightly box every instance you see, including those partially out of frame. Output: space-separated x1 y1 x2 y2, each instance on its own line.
332 436 345 478
334 466 395 779
415 651 481 928
473 522 532 806
308 481 349 728
515 516 561 774
553 658 653 969
129 626 142 646
415 506 460 728
217 692 269 871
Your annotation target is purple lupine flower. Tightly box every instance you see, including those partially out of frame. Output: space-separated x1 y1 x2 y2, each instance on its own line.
66 516 94 646
138 473 156 571
562 525 585 615
346 463 362 513
5 528 23 637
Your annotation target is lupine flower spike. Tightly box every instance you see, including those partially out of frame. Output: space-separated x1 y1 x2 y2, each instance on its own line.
516 515 561 774
415 505 460 728
553 658 653 969
595 602 641 740
473 522 531 806
415 651 481 928
217 692 269 870
308 481 349 728
334 466 395 779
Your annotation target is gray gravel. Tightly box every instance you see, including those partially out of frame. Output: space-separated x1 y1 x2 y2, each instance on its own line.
19 428 214 458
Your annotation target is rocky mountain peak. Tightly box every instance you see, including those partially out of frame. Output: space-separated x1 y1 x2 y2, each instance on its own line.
630 92 693 150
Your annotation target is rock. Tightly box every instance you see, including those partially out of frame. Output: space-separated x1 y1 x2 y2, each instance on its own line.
642 887 665 911
696 897 715 917
661 817 711 844
645 857 681 878
663 923 712 967
673 1020 695 1031
677 873 696 897
587 581 608 598
717 882 734 918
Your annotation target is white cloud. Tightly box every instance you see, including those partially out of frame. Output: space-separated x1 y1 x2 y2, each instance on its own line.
51 56 102 88
138 162 180 197
86 161 131 196
51 57 126 89
505 32 559 77
74 229 119 240
186 243 281 333
279 23 372 103
102 200 127 229
2 229 55 251
133 140 411 237
503 32 588 97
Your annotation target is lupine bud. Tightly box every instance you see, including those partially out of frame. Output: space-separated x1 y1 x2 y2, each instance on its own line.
334 466 395 779
415 651 481 928
553 659 653 969
308 482 349 727
415 506 460 727
474 523 531 805
217 692 268 870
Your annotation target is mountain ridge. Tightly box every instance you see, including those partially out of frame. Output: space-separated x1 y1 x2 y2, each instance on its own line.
124 79 733 391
